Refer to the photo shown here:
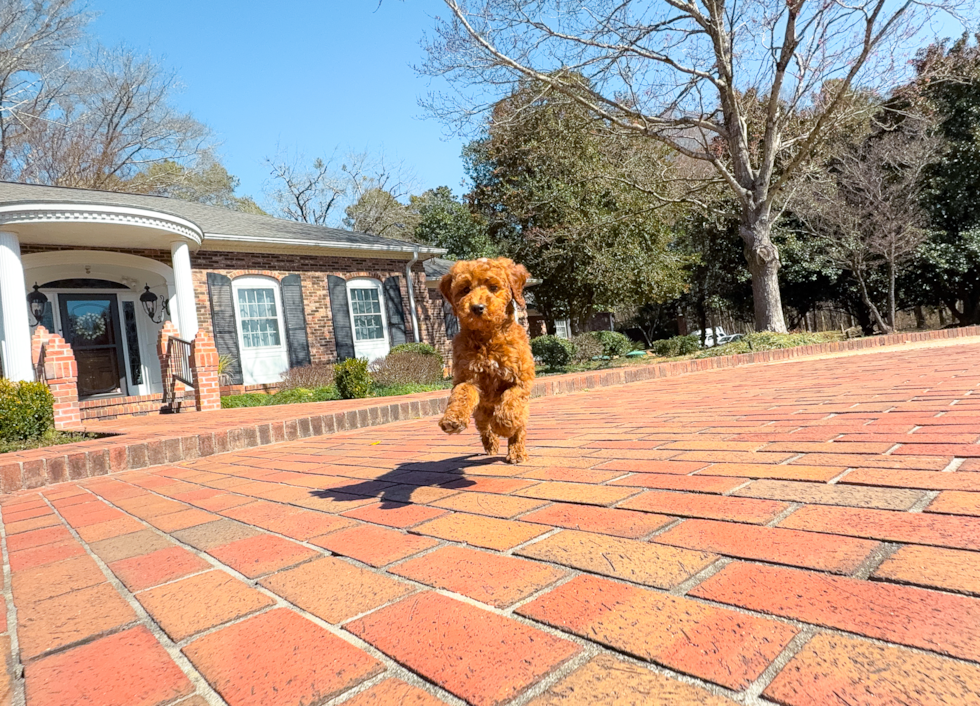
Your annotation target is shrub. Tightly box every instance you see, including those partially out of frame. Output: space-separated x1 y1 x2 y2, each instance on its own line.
372 352 444 387
270 388 314 405
279 362 335 390
531 335 576 370
220 393 272 408
389 342 444 369
590 330 633 358
0 379 55 442
651 335 700 358
334 358 371 399
570 333 603 363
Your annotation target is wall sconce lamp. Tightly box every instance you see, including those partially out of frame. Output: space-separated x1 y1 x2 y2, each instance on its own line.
26 284 48 326
140 284 171 324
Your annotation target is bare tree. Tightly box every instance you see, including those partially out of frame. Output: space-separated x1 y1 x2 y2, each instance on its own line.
265 148 418 230
15 46 211 189
0 0 87 174
796 122 939 331
421 0 967 331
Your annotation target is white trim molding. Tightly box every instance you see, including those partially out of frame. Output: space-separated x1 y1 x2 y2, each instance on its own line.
0 203 204 245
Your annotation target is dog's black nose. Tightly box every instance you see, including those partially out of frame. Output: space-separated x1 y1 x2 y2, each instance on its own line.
471 304 486 315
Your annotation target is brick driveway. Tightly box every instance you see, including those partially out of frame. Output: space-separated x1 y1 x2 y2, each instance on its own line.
4 343 980 706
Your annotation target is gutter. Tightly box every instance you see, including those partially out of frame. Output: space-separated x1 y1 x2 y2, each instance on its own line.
406 245 421 342
204 232 445 255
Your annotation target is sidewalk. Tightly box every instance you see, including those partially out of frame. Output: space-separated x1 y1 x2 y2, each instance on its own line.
2 341 980 705
3 325 979 494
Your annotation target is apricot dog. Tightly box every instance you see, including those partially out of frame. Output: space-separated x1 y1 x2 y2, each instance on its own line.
438 258 534 463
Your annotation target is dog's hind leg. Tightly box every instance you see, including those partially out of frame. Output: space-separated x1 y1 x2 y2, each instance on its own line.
439 382 480 434
474 406 499 455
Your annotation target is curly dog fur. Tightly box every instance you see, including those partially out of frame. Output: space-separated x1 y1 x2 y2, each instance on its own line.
438 257 534 463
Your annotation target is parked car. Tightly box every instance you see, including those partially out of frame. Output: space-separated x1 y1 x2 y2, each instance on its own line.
689 327 743 347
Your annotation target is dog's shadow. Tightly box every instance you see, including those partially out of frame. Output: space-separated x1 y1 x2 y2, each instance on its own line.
310 454 502 509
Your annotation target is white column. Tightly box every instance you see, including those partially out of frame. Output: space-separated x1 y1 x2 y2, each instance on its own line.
0 231 34 381
170 241 198 339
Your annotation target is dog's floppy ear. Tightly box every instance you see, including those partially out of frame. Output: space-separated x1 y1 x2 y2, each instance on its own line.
439 272 455 309
508 261 530 309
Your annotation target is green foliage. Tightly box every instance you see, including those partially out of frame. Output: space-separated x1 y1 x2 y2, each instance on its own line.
372 352 445 386
126 157 266 214
334 358 372 399
344 188 418 239
651 335 700 357
531 335 576 370
590 330 633 358
372 382 452 397
270 388 315 405
220 393 272 408
570 333 603 363
464 73 690 330
0 429 101 454
411 186 499 260
0 380 55 442
389 342 444 368
220 386 340 409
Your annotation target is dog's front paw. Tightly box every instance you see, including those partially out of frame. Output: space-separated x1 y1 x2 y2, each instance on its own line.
505 449 528 464
439 415 468 434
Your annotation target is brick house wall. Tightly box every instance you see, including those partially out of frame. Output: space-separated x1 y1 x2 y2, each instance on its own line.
21 244 450 367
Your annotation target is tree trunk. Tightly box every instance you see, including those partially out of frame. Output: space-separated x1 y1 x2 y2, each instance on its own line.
740 208 788 332
914 305 926 330
887 259 897 330
855 270 892 334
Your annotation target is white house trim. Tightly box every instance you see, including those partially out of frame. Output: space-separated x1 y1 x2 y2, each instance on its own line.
0 203 204 245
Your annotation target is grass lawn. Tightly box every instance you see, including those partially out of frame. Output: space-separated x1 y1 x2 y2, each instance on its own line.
0 430 103 454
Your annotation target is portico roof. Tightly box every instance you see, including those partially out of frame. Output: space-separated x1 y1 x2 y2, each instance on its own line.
0 182 445 258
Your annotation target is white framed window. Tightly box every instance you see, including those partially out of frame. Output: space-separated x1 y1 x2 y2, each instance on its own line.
555 318 571 339
350 287 385 341
346 278 390 362
231 275 289 385
237 286 282 348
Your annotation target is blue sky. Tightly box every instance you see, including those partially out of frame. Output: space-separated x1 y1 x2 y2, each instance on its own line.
85 0 468 210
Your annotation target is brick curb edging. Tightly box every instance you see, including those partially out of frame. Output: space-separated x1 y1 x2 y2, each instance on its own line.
3 325 978 493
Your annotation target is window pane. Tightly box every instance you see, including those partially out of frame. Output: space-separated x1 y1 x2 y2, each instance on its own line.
237 287 282 348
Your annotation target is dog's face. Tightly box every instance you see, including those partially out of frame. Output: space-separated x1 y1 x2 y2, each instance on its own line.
440 258 529 333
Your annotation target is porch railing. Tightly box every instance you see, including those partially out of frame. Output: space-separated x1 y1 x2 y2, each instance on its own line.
34 341 47 385
162 336 194 409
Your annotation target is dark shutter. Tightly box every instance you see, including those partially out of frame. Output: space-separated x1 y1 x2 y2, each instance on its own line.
280 274 312 368
383 276 408 346
327 275 355 361
206 273 243 385
443 300 460 339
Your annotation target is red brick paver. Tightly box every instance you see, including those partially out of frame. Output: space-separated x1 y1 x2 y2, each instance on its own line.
5 339 980 704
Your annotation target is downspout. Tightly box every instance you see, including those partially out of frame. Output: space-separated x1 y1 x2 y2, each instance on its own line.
406 246 421 342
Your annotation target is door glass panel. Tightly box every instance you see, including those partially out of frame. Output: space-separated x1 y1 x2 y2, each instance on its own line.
122 301 143 385
237 288 282 348
65 300 114 346
350 288 384 341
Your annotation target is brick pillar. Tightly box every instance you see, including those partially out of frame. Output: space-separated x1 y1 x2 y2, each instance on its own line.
189 329 221 412
31 326 81 430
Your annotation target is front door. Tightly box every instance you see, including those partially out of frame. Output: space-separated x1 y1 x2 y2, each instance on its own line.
58 294 127 398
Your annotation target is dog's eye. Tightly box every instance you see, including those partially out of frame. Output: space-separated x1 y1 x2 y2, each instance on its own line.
487 284 499 293
458 286 470 295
